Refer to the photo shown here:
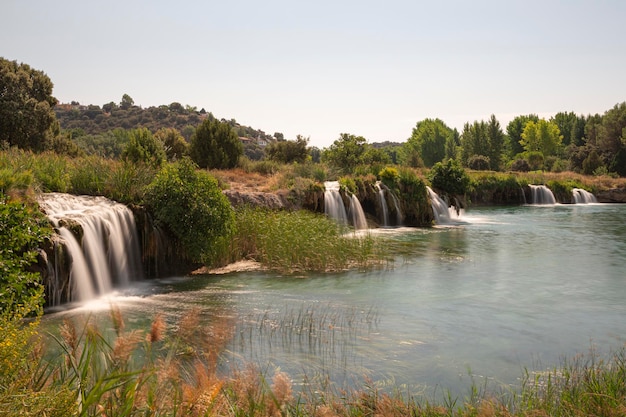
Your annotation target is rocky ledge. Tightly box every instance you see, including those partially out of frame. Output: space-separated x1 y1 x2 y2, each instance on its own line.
223 189 290 210
596 188 626 203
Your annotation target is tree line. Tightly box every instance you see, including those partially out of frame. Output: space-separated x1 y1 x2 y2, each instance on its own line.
2 57 625 177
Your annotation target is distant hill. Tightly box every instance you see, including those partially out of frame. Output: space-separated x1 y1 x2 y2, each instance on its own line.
54 100 276 142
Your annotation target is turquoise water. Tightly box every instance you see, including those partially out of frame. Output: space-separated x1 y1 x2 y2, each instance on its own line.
44 203 626 397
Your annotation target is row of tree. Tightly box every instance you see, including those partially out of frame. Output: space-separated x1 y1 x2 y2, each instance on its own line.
2 57 625 176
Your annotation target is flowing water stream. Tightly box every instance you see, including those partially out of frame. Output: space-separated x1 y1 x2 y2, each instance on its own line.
43 203 626 398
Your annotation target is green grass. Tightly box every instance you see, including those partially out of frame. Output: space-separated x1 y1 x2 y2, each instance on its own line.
230 206 385 273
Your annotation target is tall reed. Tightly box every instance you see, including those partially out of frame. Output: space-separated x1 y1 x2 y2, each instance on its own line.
231 207 386 273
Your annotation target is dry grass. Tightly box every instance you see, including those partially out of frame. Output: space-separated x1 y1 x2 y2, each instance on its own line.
211 168 280 192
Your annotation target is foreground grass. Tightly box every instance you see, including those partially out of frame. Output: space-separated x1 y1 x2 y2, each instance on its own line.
2 308 626 416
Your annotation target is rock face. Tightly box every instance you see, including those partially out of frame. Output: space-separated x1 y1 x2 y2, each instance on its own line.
223 190 289 210
596 188 626 203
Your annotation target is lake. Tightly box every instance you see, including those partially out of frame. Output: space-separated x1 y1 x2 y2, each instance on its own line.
44 203 626 399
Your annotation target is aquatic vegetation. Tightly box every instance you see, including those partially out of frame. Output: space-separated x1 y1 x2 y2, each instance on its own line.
231 207 385 273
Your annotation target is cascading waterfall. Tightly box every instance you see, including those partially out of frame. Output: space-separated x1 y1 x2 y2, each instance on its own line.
572 188 598 204
324 181 367 230
426 186 463 225
349 194 368 230
388 191 403 225
375 182 403 227
39 193 143 304
529 185 556 205
376 183 389 226
324 181 349 226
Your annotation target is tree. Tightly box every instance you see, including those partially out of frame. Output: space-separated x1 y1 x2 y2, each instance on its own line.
404 119 452 168
321 133 368 174
506 114 539 157
145 158 235 264
122 127 166 167
552 111 586 147
189 117 242 169
154 127 189 161
428 159 471 196
597 102 626 171
486 115 505 170
266 135 308 163
120 93 134 110
520 119 562 157
274 132 284 141
0 57 59 151
460 121 489 167
445 128 460 161
102 101 117 113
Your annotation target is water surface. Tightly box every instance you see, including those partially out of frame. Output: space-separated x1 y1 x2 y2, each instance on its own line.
44 203 626 397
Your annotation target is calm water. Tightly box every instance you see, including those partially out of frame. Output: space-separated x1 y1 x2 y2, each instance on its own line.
44 203 626 397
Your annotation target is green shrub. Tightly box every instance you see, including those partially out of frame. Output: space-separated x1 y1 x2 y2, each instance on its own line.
511 158 531 172
145 158 235 264
0 195 51 388
467 155 491 171
379 166 399 188
338 176 357 194
428 159 470 195
121 128 166 168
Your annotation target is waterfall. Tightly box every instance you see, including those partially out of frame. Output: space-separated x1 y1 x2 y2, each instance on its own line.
376 182 403 227
39 193 143 304
426 186 462 225
324 181 367 230
349 194 368 230
389 191 403 225
376 183 390 226
572 188 598 204
529 185 556 205
324 181 349 226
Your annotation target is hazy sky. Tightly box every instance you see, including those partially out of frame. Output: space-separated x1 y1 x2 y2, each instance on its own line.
2 0 625 148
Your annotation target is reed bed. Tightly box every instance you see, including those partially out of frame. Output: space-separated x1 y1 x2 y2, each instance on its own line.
231 207 387 273
3 307 626 416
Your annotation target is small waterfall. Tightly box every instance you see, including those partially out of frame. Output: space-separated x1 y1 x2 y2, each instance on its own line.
427 186 461 225
324 181 367 230
324 181 349 226
376 182 403 227
349 194 368 230
572 188 597 204
39 193 143 304
376 183 390 226
529 185 556 205
389 192 403 225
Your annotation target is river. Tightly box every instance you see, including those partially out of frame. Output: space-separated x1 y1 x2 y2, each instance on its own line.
43 203 626 398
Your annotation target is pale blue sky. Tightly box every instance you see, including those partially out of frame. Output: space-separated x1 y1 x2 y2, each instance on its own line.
2 0 625 147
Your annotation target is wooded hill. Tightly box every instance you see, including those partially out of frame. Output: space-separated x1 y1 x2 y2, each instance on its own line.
54 95 277 143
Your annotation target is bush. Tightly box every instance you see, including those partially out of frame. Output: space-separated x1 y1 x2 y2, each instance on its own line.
467 155 491 171
190 117 242 169
145 158 235 264
526 151 544 171
428 159 470 195
0 195 51 388
121 128 166 168
511 158 531 172
379 166 399 188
